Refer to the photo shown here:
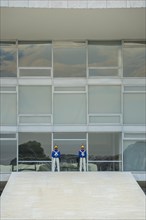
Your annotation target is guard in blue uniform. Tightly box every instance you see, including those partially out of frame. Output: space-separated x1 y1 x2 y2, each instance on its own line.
52 145 61 172
79 145 86 171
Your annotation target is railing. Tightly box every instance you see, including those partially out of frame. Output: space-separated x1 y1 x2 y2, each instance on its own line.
1 0 146 8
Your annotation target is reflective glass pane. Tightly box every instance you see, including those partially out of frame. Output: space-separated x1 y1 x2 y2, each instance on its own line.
19 116 51 124
0 93 17 125
88 86 121 114
123 47 146 77
0 87 16 91
88 133 121 161
124 133 146 139
54 133 86 171
18 42 52 67
89 115 120 124
0 46 17 77
88 162 122 171
54 86 85 91
53 41 86 77
123 140 146 171
18 162 51 172
89 69 119 77
124 41 146 46
19 86 52 114
54 93 86 124
19 68 51 77
19 133 52 161
0 140 17 173
54 132 86 139
124 86 146 92
123 93 145 124
88 41 121 67
0 133 16 139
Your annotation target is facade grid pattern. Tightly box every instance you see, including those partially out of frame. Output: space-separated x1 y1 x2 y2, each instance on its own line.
0 40 146 181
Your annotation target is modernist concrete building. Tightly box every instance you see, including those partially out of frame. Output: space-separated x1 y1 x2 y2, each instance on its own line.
0 1 146 186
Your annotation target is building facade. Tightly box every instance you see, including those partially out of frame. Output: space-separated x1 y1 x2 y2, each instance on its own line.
0 1 146 181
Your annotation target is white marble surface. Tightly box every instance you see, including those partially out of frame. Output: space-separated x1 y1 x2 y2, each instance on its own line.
1 172 146 219
1 0 146 8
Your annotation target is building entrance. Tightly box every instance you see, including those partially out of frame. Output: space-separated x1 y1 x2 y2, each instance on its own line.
53 132 86 171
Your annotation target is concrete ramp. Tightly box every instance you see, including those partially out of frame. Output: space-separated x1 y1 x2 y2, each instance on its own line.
1 172 145 220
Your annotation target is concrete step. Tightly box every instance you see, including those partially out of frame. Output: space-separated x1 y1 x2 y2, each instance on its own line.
1 172 145 220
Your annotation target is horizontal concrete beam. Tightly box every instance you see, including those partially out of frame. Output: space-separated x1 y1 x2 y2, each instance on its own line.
0 8 145 40
1 0 146 9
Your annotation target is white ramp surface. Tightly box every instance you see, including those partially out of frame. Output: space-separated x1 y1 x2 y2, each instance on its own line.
1 172 146 220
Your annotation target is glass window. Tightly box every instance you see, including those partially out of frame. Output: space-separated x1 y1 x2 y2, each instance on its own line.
0 86 16 92
88 162 122 171
0 140 17 173
0 44 17 77
123 41 146 77
18 42 52 67
54 86 86 92
0 133 16 139
18 162 51 172
123 140 146 171
124 133 146 139
53 132 86 171
123 93 145 124
89 69 119 77
54 132 86 139
88 41 121 67
19 116 51 124
19 68 51 77
89 115 121 124
124 86 146 92
0 93 17 125
124 41 146 46
54 93 86 124
18 133 52 161
88 85 121 114
53 41 86 77
88 133 122 161
19 86 52 114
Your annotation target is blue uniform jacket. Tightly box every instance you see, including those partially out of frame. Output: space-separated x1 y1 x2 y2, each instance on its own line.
52 150 61 158
79 150 86 158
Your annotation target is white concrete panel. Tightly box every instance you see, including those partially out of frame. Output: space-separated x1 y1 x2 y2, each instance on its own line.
87 1 106 8
0 1 9 7
0 126 18 132
18 125 53 132
107 1 127 8
0 8 145 40
29 1 49 8
132 172 146 181
53 78 87 86
9 1 29 7
88 78 122 85
18 78 52 85
68 1 88 8
1 172 145 219
123 126 146 133
127 0 146 8
0 78 17 85
0 174 11 182
123 78 146 85
1 0 146 8
49 1 67 8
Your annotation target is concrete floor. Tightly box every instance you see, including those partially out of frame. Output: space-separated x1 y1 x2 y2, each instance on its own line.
1 172 146 220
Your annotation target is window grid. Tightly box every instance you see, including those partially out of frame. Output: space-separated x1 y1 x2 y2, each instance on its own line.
0 40 145 175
